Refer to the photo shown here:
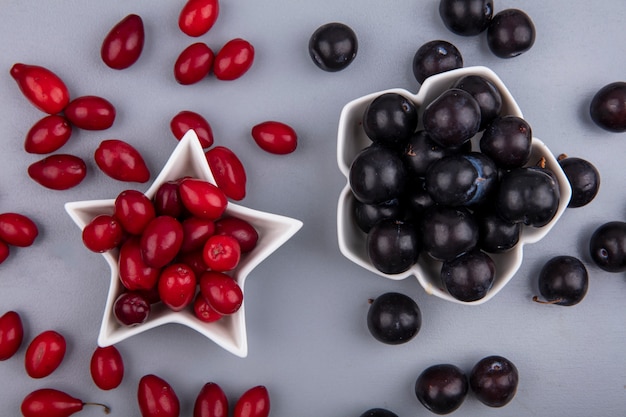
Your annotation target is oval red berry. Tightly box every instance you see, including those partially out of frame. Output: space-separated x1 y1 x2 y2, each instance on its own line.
10 63 70 114
174 42 214 85
205 146 247 201
64 95 116 130
251 121 297 154
95 139 150 183
170 110 214 148
28 154 87 190
90 345 124 390
178 0 220 37
214 38 255 81
101 14 145 70
24 115 72 154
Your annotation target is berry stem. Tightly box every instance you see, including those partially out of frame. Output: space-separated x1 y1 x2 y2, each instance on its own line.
84 402 111 414
531 295 562 305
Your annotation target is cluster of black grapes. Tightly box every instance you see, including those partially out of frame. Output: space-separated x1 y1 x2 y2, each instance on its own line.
348 72 561 303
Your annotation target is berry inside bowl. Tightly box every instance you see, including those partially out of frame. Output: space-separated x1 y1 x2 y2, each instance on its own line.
337 66 572 305
66 130 303 357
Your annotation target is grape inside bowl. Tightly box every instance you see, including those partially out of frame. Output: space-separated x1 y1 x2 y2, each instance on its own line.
336 66 572 305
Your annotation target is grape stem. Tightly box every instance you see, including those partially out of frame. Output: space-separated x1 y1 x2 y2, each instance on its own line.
531 295 562 305
84 402 111 414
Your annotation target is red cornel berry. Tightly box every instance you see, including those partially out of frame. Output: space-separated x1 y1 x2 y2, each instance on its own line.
0 310 24 361
94 139 150 183
137 374 180 417
21 388 110 417
178 0 220 37
251 121 298 154
101 14 145 70
214 38 255 81
170 110 214 148
205 146 247 200
10 63 70 114
28 154 87 190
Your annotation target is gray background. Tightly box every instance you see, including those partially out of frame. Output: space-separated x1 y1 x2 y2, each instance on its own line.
1 1 625 416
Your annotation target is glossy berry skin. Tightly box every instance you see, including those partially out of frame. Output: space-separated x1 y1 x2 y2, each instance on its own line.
308 22 358 72
470 355 518 407
213 38 254 81
425 152 498 207
90 345 124 390
480 116 532 169
138 374 180 417
21 388 109 417
420 206 478 261
439 0 493 36
28 154 87 190
0 241 9 264
194 382 228 417
415 364 468 414
119 237 161 291
25 115 72 154
158 263 197 311
534 256 588 306
478 211 520 253
180 216 215 253
10 63 70 114
412 40 463 84
589 81 626 132
0 311 24 360
203 234 241 272
193 293 223 323
101 14 145 70
363 93 418 146
367 292 421 345
64 96 116 130
154 181 185 218
179 0 220 37
234 385 270 417
452 75 502 130
114 291 151 326
589 221 626 272
442 250 496 302
0 212 39 247
359 409 398 417
140 216 184 268
95 139 150 183
251 121 298 155
179 178 228 220
214 217 259 253
174 42 215 85
199 271 243 315
205 146 247 200
367 219 420 275
82 214 124 252
402 130 454 177
496 167 560 227
349 144 406 204
25 330 66 378
423 88 481 148
487 9 536 58
353 198 404 233
115 190 156 235
171 110 214 148
558 156 600 208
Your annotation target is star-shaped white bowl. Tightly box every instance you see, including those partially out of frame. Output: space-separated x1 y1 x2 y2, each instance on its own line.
66 130 303 357
337 66 572 305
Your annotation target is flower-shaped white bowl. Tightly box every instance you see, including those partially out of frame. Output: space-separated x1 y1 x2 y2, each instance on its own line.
66 130 303 357
337 66 572 305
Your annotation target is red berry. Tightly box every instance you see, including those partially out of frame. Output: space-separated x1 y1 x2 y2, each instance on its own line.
94 139 150 183
0 241 9 264
114 291 151 326
28 154 87 190
179 178 228 220
174 42 215 85
170 110 214 148
82 214 124 252
90 345 124 390
0 310 24 361
199 271 243 315
205 146 247 201
114 190 156 235
178 0 220 37
10 63 70 114
24 115 72 154
234 386 270 417
140 216 184 268
21 388 110 417
180 216 216 253
154 180 185 218
0 213 39 247
64 95 116 130
202 234 241 272
214 38 255 81
118 237 161 291
158 263 197 311
193 293 223 323
215 217 259 253
24 330 66 378
101 14 145 70
194 382 228 417
251 121 298 154
137 374 180 417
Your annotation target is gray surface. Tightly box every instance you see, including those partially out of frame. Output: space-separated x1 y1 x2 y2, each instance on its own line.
1 1 625 416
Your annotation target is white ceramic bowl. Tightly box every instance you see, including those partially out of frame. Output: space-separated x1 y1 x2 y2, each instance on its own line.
66 130 303 357
337 66 572 305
